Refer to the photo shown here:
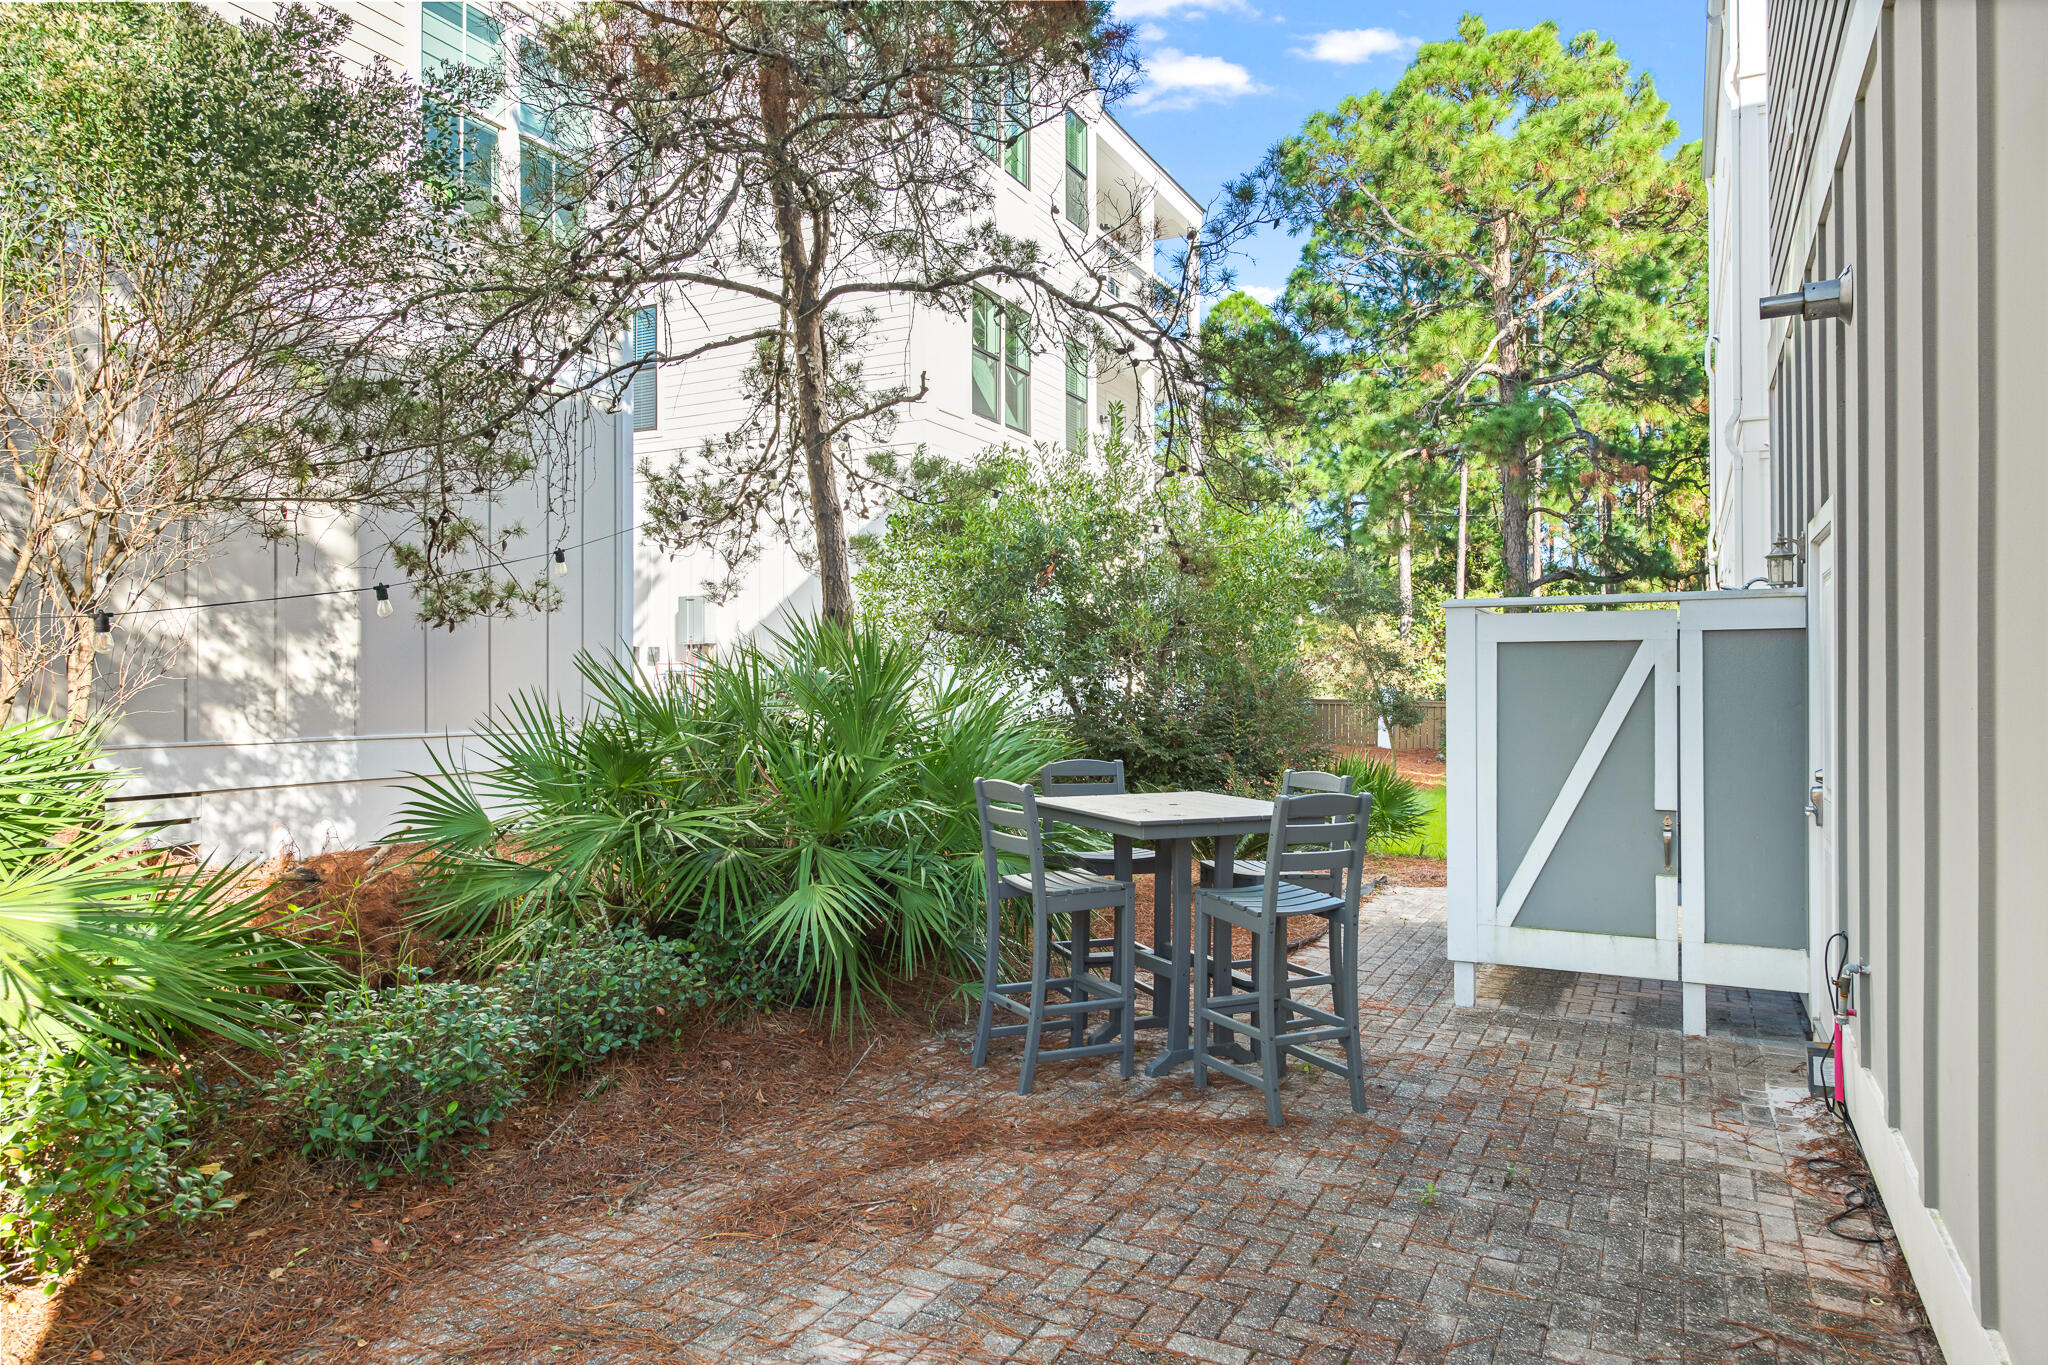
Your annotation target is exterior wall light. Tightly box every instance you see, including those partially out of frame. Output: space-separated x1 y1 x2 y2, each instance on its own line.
1765 535 1801 588
1760 266 1853 323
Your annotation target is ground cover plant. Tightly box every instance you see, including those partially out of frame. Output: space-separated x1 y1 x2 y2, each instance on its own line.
0 1048 231 1284
392 618 1073 1023
268 975 538 1186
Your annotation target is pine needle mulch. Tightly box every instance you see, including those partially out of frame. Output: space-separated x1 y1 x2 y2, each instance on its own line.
3 984 968 1365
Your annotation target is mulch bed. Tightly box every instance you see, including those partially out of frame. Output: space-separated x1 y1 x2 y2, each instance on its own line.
4 992 951 1365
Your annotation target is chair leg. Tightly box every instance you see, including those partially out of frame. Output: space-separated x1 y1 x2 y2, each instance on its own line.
1019 913 1051 1096
972 893 1001 1070
1258 920 1284 1129
1117 889 1136 1080
1066 906 1089 1048
1190 899 1210 1090
1337 905 1367 1114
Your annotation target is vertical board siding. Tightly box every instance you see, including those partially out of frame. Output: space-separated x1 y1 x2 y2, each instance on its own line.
1767 0 1850 287
1764 0 2048 1349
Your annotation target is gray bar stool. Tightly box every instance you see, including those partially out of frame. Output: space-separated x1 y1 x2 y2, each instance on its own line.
1191 788 1373 1127
1197 768 1355 1001
1038 758 1161 1040
972 778 1138 1094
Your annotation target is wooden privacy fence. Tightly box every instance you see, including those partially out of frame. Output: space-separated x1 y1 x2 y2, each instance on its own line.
1310 699 1446 753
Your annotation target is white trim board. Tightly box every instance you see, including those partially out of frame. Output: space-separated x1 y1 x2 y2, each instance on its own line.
1841 1027 2014 1365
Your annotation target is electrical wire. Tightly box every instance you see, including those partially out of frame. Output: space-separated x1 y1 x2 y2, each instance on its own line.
38 522 637 623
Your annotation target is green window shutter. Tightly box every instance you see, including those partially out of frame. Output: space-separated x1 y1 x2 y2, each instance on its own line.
1064 113 1088 228
1003 305 1030 432
1003 72 1029 186
631 307 658 432
970 292 1000 421
1064 341 1087 453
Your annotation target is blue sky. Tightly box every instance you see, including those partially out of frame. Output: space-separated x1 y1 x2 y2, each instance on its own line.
1109 1 1706 302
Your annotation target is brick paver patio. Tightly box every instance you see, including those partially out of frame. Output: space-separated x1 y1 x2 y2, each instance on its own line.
352 887 1933 1364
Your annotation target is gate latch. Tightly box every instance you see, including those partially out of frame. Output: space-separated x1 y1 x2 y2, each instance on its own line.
1805 769 1825 825
1661 814 1673 869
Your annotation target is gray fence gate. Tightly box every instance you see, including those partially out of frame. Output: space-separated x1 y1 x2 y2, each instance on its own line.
1446 590 1811 1035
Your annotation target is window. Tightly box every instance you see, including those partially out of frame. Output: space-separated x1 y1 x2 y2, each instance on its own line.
971 70 1029 186
1003 71 1030 186
422 1 500 75
971 292 1029 432
1063 112 1088 229
1064 341 1088 453
631 307 658 432
422 4 504 203
426 103 498 199
520 140 575 234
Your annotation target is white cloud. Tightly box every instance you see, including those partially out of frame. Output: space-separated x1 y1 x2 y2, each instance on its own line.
1128 47 1266 113
1118 0 1260 20
1135 21 1167 42
1241 284 1283 307
1288 27 1421 64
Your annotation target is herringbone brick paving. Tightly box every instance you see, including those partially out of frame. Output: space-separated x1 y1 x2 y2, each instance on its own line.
353 887 1934 1364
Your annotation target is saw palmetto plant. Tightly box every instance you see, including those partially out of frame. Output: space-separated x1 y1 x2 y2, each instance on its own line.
0 718 329 1055
391 619 1073 1024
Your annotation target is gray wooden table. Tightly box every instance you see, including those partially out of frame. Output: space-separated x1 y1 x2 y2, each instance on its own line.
1032 790 1274 1077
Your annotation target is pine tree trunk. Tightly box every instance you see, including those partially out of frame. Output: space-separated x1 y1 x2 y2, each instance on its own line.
1491 216 1533 598
762 58 855 624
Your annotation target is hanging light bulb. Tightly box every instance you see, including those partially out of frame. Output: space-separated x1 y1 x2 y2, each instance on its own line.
553 548 568 578
93 610 113 653
374 583 393 618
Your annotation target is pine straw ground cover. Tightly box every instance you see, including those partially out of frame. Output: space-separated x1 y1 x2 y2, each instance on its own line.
2 986 961 1365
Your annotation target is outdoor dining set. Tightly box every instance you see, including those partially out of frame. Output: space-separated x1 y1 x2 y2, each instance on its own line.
971 759 1375 1128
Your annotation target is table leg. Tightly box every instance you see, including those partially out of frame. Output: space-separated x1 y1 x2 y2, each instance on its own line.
1088 837 1141 1047
1145 839 1194 1077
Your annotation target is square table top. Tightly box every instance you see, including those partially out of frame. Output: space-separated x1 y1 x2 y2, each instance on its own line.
1033 789 1275 840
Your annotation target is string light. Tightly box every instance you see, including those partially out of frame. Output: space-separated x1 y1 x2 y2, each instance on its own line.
34 524 639 628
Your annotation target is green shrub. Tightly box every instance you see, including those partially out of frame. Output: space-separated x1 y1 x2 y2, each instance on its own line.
1330 753 1431 849
676 930 805 1016
853 435 1333 791
1 1047 231 1285
270 976 536 1184
497 925 705 1075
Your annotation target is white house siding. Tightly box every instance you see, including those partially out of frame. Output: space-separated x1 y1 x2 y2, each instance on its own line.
1707 2 2044 1360
1704 0 1773 589
630 103 1201 659
95 3 636 859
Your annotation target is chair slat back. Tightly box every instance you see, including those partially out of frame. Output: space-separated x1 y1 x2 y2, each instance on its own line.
977 777 1047 903
1256 789 1374 914
1039 758 1127 797
1279 768 1353 797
